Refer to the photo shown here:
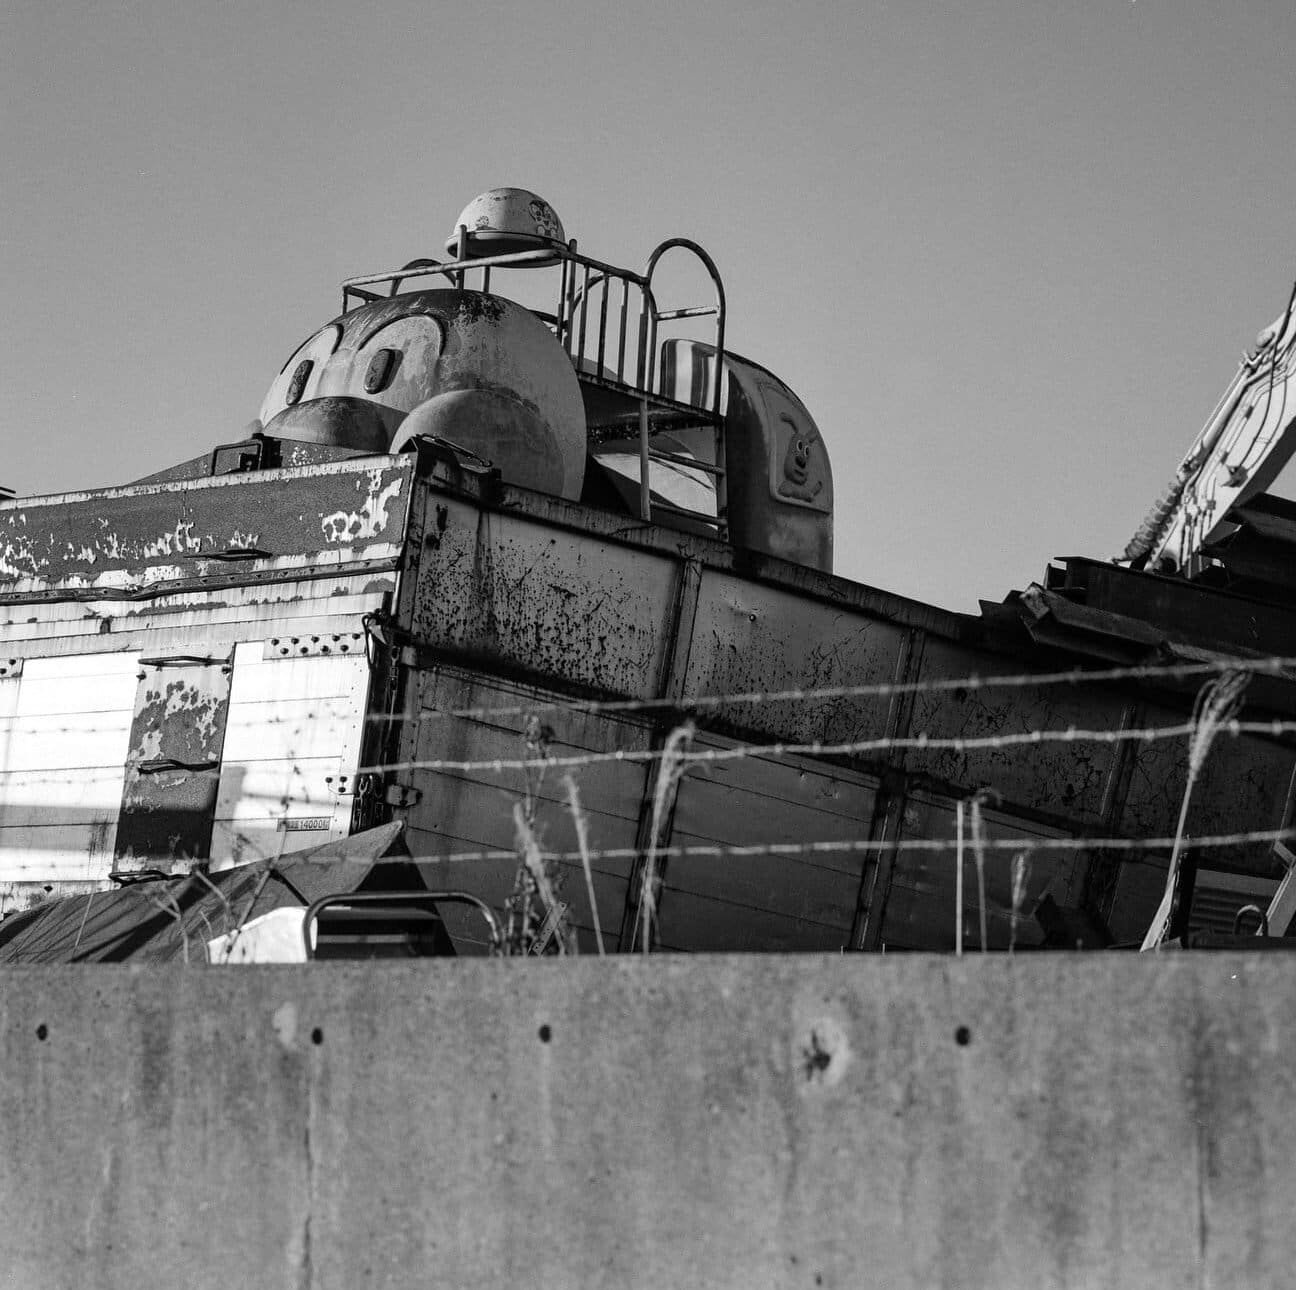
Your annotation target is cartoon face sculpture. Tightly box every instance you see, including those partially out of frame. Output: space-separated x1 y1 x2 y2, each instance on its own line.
256 289 586 500
777 422 825 504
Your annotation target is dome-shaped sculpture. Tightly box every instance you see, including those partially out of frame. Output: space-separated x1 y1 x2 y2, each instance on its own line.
445 188 566 259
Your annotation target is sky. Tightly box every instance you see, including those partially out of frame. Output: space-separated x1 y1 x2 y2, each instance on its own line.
4 0 1296 613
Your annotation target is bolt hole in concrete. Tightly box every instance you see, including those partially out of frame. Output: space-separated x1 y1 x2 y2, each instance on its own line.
538 1024 552 1043
955 1025 972 1046
35 1023 47 1041
311 1027 324 1046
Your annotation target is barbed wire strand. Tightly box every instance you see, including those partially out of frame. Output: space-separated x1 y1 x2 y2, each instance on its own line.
358 717 1296 779
3 826 1288 881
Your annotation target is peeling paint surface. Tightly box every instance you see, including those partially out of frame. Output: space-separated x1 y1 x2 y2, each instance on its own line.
411 496 677 699
320 471 404 544
0 461 412 592
115 658 233 870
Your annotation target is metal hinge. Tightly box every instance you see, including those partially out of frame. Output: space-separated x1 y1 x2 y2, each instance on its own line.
0 658 22 681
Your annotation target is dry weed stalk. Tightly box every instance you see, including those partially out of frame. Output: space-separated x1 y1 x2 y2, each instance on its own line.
564 773 605 955
638 721 696 953
968 789 998 952
512 802 574 955
1141 670 1249 951
1009 850 1032 955
503 715 575 955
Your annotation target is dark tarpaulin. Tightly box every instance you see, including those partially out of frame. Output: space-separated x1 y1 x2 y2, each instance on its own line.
0 823 420 964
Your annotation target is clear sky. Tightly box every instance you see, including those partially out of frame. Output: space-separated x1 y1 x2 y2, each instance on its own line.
4 0 1296 612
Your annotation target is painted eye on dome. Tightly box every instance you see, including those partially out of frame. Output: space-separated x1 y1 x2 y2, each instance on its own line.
364 348 399 394
286 360 313 406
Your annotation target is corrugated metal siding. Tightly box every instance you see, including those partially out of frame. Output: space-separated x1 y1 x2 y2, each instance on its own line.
682 572 907 745
401 666 651 954
657 737 879 952
0 652 139 900
879 792 1080 952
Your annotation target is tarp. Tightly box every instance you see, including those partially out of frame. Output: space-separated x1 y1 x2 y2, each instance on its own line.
0 822 418 964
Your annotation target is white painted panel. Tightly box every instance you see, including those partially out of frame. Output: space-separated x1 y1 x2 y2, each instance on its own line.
0 768 130 823
214 759 342 819
0 717 146 772
15 658 140 713
0 825 118 883
0 678 17 722
224 648 371 703
220 697 368 763
0 652 138 886
210 644 370 865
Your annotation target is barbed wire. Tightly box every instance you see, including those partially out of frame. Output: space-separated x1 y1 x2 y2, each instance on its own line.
400 824 1296 866
359 652 1296 728
359 716 1296 779
0 824 1286 879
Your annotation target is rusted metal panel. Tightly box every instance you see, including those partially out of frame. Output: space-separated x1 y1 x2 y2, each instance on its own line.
408 495 678 700
903 638 1127 823
1117 699 1296 876
0 459 413 596
210 644 372 866
879 792 1080 952
400 666 650 953
0 652 138 896
657 737 879 951
682 571 906 744
1063 558 1296 656
113 655 233 872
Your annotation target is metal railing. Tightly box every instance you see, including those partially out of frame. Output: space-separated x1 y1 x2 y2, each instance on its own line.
341 235 729 532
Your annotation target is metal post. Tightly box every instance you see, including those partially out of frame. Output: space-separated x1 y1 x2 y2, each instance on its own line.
955 801 965 957
454 226 468 290
639 398 652 523
617 279 630 383
575 264 589 365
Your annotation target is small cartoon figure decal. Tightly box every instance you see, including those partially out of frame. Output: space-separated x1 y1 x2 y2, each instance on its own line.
529 199 562 241
777 419 824 503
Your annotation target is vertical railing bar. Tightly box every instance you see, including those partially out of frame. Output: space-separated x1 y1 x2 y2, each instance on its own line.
635 288 650 390
617 278 630 382
647 308 659 396
557 256 570 352
597 272 610 378
481 266 491 296
639 398 652 523
578 263 590 366
454 227 467 290
564 245 578 358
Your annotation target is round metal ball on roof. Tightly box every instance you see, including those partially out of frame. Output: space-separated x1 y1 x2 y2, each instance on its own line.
446 188 567 259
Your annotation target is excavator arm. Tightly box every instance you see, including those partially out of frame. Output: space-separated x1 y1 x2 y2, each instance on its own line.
1124 281 1296 575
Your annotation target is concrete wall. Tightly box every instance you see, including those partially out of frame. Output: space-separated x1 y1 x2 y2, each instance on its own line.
0 954 1291 1288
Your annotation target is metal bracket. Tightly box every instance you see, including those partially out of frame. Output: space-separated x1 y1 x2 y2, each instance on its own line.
384 782 423 809
0 658 22 681
264 632 366 660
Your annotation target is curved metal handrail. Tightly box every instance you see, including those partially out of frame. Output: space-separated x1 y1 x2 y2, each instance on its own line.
302 889 504 959
641 237 727 415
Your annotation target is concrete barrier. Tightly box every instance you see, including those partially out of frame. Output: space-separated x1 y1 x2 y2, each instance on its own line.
1 954 1292 1288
